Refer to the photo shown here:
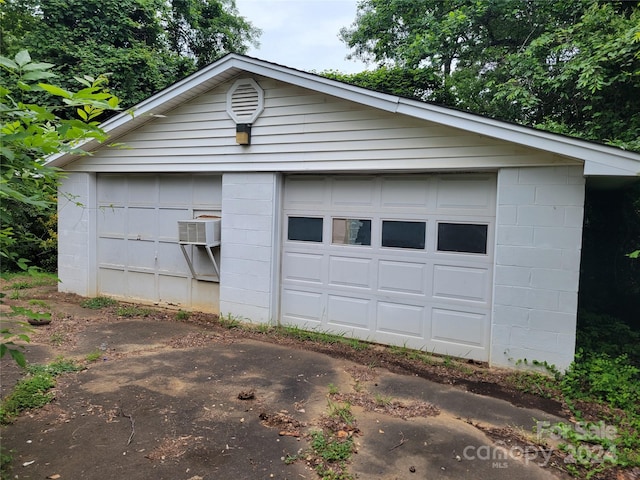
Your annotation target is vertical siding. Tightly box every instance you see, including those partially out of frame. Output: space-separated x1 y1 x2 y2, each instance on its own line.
491 166 585 370
58 173 97 296
219 172 279 322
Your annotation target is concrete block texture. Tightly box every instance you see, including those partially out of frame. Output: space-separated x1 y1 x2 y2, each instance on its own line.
219 173 279 323
58 173 95 296
493 166 585 370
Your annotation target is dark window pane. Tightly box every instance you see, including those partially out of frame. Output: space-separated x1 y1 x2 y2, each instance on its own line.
382 220 425 249
332 219 371 245
288 216 323 242
437 223 488 254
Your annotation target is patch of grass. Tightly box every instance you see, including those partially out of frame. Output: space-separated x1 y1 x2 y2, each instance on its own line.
0 358 81 424
27 299 50 309
49 332 66 346
27 357 82 376
409 349 436 365
116 305 154 317
8 281 31 291
284 395 357 479
0 373 55 423
374 394 393 406
327 400 355 426
80 296 117 309
389 344 410 357
175 310 191 321
339 337 369 351
310 430 354 462
85 350 103 362
328 383 339 395
309 430 355 480
218 313 241 329
0 446 13 480
253 322 274 334
279 326 361 346
3 272 58 291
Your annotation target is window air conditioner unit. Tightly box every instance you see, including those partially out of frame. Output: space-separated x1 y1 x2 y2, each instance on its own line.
178 219 221 245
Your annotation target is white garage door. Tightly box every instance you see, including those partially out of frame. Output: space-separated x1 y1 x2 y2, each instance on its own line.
281 174 496 361
96 174 222 309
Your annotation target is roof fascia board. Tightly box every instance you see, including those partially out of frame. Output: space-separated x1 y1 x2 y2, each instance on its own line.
48 54 640 176
395 99 640 176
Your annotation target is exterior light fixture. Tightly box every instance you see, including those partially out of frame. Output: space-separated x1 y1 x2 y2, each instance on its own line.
235 123 252 145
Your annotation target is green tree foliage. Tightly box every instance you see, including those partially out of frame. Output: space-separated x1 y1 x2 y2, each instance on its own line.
0 50 119 270
1 0 260 108
341 0 586 71
494 2 640 150
166 0 259 68
322 66 440 100
340 0 640 150
1 50 120 365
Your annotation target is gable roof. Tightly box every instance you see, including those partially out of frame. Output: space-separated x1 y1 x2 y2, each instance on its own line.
48 54 640 177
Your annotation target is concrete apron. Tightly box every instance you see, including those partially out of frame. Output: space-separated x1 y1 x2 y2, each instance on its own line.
1 319 567 480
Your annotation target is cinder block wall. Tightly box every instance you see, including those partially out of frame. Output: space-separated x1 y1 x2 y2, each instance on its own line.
219 173 279 322
491 166 585 370
57 173 97 296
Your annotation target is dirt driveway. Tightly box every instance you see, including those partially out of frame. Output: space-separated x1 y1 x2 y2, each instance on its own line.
0 281 572 479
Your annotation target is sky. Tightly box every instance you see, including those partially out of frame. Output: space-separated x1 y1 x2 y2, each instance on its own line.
234 0 369 73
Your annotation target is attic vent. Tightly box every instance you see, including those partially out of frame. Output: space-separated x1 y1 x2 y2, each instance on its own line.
226 78 264 123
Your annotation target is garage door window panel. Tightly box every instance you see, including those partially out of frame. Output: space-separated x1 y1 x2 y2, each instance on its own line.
437 223 488 254
288 216 323 242
332 218 371 246
381 220 426 249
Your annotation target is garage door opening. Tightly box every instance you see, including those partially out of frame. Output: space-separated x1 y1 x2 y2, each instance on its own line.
280 174 496 361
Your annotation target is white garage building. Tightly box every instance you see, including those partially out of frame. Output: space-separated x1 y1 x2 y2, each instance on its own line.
50 55 640 370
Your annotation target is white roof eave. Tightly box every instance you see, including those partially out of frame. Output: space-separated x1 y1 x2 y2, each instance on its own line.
47 54 640 177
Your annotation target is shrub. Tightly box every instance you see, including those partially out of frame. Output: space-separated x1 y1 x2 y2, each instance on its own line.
562 351 640 411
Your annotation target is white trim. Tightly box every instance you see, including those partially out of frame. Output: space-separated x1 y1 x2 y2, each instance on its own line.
269 173 284 325
87 173 98 296
47 54 640 177
226 77 264 124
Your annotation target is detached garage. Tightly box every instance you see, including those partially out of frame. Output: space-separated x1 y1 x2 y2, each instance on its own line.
50 54 640 370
